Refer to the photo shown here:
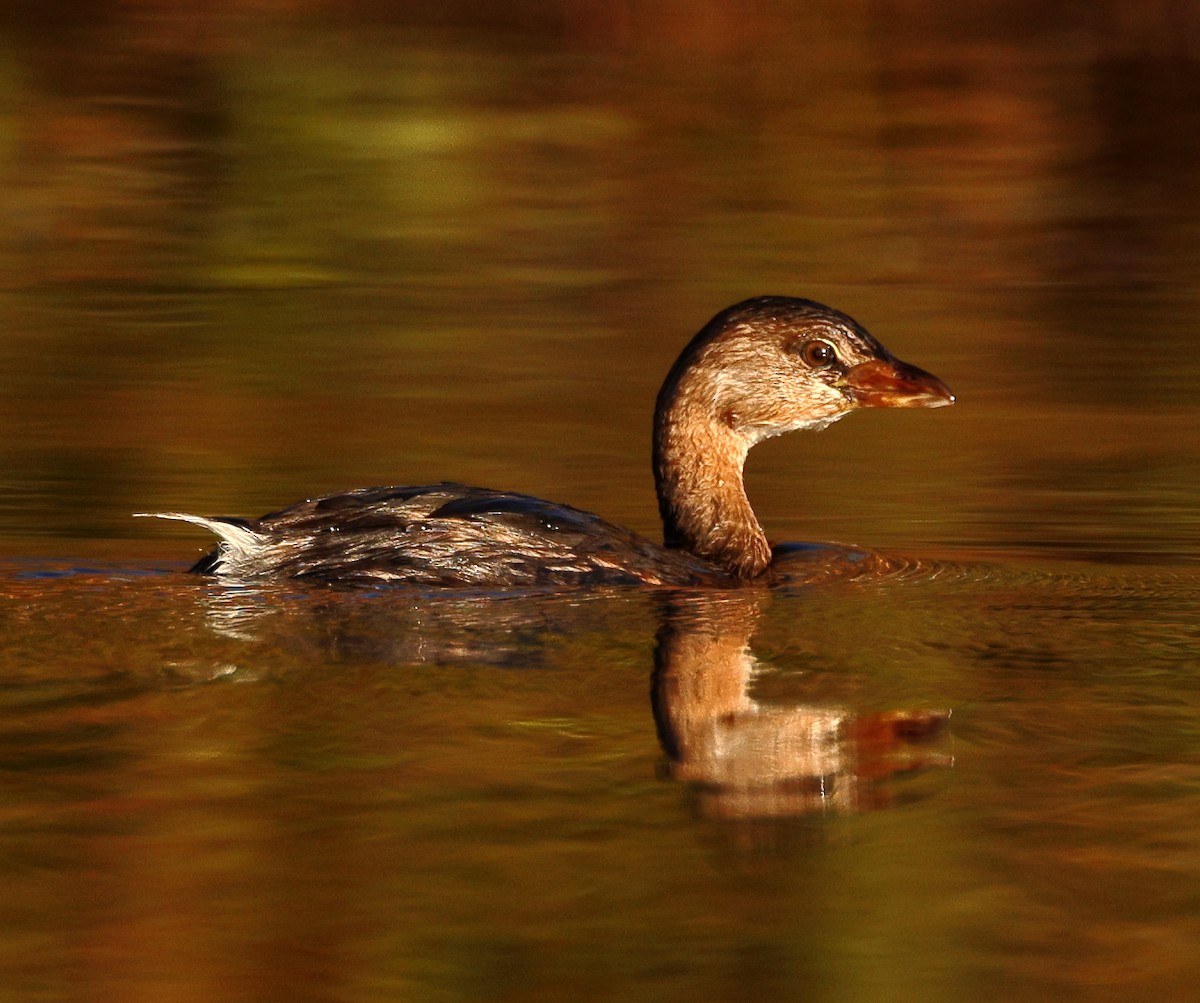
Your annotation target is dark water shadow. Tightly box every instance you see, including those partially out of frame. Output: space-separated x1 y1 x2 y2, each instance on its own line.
97 556 960 819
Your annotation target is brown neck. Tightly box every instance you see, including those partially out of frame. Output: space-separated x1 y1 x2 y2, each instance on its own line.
653 409 772 580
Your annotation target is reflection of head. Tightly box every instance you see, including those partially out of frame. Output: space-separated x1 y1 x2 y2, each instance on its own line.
652 591 951 820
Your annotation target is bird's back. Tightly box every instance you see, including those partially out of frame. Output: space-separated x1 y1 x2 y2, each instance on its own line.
162 482 729 588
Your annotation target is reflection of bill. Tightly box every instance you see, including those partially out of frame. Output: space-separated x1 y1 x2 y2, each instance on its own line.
652 592 952 819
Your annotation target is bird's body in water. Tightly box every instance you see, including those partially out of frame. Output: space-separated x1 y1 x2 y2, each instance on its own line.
143 297 954 587
168 482 724 587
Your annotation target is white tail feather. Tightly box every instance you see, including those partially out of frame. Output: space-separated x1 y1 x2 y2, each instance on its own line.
134 512 264 562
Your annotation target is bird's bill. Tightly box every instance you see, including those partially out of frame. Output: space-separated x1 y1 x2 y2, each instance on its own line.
844 358 955 409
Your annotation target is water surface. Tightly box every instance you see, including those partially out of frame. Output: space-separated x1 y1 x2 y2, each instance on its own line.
1 3 1200 1001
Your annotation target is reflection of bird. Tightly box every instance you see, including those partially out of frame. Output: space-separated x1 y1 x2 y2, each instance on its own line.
142 297 953 586
652 592 951 819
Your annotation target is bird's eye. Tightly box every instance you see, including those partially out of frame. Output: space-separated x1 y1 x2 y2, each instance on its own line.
800 339 837 369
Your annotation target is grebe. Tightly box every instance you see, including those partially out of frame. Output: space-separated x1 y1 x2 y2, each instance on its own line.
143 297 953 587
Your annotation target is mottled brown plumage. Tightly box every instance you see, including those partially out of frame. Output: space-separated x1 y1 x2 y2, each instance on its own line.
142 296 953 587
